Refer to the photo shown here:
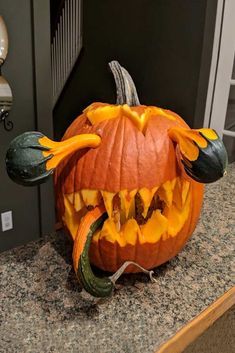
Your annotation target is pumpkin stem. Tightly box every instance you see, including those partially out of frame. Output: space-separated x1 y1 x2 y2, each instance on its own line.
109 261 157 284
109 60 140 106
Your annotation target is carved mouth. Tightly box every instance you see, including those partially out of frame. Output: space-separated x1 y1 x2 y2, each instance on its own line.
63 177 192 245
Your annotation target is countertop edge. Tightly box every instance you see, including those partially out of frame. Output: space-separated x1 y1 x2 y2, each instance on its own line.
155 286 235 353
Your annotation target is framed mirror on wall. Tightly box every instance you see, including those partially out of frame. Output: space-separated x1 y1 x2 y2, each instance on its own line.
0 1 54 252
0 15 13 131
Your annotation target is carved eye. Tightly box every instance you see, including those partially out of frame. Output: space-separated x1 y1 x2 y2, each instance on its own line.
169 127 228 183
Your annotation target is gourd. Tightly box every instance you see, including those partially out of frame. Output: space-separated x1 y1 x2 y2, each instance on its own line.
6 61 228 297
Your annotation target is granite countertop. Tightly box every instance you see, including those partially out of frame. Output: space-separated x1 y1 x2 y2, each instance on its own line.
0 164 234 353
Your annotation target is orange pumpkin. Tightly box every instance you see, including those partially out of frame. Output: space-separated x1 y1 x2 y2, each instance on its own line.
6 61 227 297
55 102 205 273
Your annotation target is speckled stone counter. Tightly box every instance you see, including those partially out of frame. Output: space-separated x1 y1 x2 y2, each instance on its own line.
0 164 234 353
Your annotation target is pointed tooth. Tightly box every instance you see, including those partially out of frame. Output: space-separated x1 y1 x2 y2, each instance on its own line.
157 179 175 207
128 190 137 219
66 193 74 205
64 194 76 218
101 191 116 219
181 179 190 205
173 177 190 209
74 191 85 212
163 189 192 237
173 177 182 208
81 189 101 207
118 190 128 219
63 204 77 239
171 178 177 190
112 194 121 230
138 188 151 218
140 210 168 243
99 218 126 247
122 218 140 246
139 187 158 218
112 209 121 231
115 219 121 232
119 189 137 219
63 195 82 240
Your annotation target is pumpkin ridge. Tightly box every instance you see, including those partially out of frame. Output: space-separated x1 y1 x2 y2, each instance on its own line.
120 117 139 190
189 182 204 235
168 207 190 259
118 117 126 191
170 182 192 256
80 145 97 191
100 117 123 191
68 153 79 206
103 116 124 191
135 124 141 191
149 119 165 182
168 219 181 258
73 156 78 206
75 147 87 195
148 121 159 179
86 146 99 189
87 118 111 190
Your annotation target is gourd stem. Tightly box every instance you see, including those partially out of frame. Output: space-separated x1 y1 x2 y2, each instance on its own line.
77 212 114 298
109 60 140 106
109 261 157 284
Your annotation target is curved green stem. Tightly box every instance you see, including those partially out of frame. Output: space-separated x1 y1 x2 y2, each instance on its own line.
77 213 114 298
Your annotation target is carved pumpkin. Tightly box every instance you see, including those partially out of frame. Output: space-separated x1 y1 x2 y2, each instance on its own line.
6 61 228 297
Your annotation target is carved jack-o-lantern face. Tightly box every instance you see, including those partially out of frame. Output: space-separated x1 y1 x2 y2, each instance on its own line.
56 102 208 273
6 61 227 297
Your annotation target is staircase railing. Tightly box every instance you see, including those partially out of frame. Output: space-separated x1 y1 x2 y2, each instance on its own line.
51 0 83 107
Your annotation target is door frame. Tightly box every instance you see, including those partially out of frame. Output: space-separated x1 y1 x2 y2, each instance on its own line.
204 0 235 139
32 0 55 235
